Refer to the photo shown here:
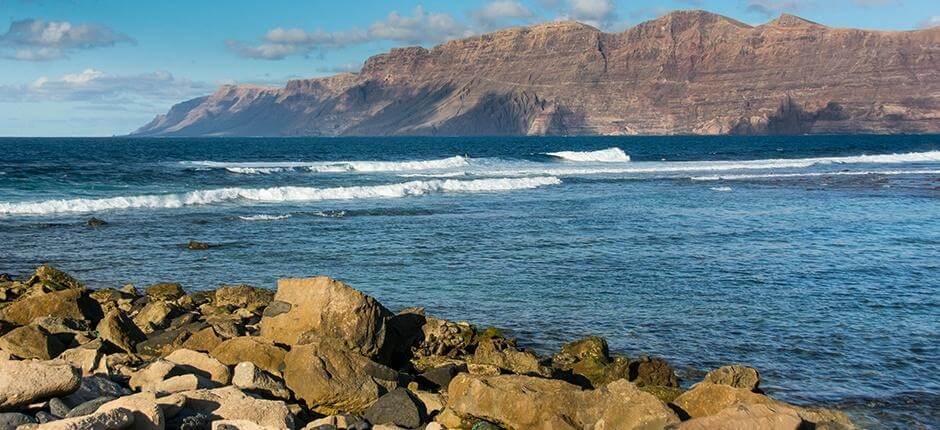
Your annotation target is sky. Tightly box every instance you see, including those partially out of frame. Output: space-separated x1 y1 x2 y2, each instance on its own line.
1 0 938 136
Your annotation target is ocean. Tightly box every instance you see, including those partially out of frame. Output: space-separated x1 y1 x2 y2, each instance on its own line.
1 135 938 427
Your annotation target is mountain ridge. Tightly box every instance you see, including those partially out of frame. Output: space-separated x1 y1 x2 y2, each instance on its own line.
134 10 940 136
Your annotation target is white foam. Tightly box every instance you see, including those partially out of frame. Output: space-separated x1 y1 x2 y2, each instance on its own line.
710 186 733 192
546 147 631 162
0 176 561 215
238 214 291 221
183 155 470 174
690 169 940 181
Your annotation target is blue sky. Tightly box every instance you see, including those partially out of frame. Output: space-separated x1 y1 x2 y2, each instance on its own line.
1 0 938 136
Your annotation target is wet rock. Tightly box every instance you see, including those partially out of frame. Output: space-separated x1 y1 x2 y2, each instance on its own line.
283 338 398 414
0 412 36 429
176 386 294 429
259 277 391 358
469 338 552 377
96 310 146 353
629 356 679 387
232 362 290 400
702 365 761 392
363 388 425 429
446 373 679 430
180 327 223 353
0 359 81 410
145 283 185 301
0 325 66 359
186 240 213 250
210 337 286 377
676 403 803 430
0 289 102 327
85 218 107 228
213 285 273 314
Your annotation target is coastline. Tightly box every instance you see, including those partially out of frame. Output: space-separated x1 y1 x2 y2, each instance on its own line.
0 265 855 429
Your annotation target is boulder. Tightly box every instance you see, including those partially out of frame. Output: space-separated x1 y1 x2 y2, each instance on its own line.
0 359 81 410
210 337 286 377
702 365 761 392
676 403 804 430
155 374 221 395
259 277 390 358
49 397 71 417
416 364 461 392
96 311 146 353
213 285 274 314
135 328 191 357
301 414 363 429
408 315 474 369
446 373 679 430
629 357 679 387
0 289 102 326
551 336 630 387
176 386 294 429
129 360 180 392
28 266 84 291
283 338 398 414
232 362 290 400
86 217 108 227
180 327 223 353
145 283 185 301
213 420 282 430
64 396 117 418
0 325 66 360
133 301 180 333
62 375 131 407
0 412 36 429
363 388 425 429
186 241 215 251
29 407 134 429
164 349 231 385
469 338 552 377
56 342 109 376
96 392 165 430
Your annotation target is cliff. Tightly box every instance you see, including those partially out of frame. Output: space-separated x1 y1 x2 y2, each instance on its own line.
133 11 940 136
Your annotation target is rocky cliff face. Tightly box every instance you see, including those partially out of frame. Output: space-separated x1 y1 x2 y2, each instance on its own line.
134 11 940 136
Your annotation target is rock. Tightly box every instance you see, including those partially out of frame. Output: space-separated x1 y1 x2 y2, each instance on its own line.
0 289 102 327
186 241 215 251
232 362 290 400
416 364 460 392
176 386 294 429
469 338 551 377
259 277 391 358
409 315 474 369
180 327 223 353
363 388 425 429
167 409 211 430
35 410 58 424
62 375 131 407
155 374 221 395
85 218 107 227
629 356 679 387
424 423 443 430
96 392 165 430
133 301 180 333
702 365 761 392
96 311 146 353
411 390 444 416
135 328 190 357
145 283 185 301
129 360 180 392
467 363 501 376
554 336 609 365
0 325 66 360
213 420 282 430
29 407 134 430
550 336 631 388
48 398 70 418
213 286 273 314
672 382 776 419
0 360 81 410
210 337 286 376
164 349 231 385
676 403 804 430
283 338 398 414
28 266 84 291
0 412 36 429
64 396 116 418
302 414 363 429
56 342 109 376
446 374 679 430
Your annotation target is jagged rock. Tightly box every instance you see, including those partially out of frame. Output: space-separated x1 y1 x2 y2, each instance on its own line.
467 363 501 376
210 337 286 377
259 277 390 358
85 218 107 228
551 336 631 387
411 390 444 416
164 349 231 385
28 266 84 291
0 412 36 429
0 325 65 359
134 301 181 333
363 388 425 429
702 365 761 392
56 342 110 376
0 289 102 327
446 373 679 430
416 364 461 392
213 285 273 314
629 356 679 387
232 362 290 400
176 386 294 429
0 359 81 409
64 396 117 418
180 327 223 353
96 392 165 430
676 403 804 430
408 314 474 368
469 338 552 377
145 283 185 301
136 328 190 357
186 241 215 250
97 310 147 353
283 338 398 414
30 407 134 429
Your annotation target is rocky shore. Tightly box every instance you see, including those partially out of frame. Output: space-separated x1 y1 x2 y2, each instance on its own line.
0 265 854 430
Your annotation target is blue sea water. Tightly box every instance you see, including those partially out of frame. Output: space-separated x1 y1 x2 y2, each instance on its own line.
0 135 938 428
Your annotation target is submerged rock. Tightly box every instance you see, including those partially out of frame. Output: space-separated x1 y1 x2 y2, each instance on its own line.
85 218 107 228
186 240 216 250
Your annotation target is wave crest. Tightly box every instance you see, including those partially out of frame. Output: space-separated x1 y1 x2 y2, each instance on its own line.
546 148 631 162
184 156 469 174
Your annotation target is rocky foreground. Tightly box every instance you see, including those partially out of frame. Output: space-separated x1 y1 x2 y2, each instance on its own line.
0 265 854 429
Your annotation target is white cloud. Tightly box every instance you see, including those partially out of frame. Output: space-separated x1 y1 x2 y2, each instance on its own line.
229 6 472 60
0 18 134 61
920 16 940 28
0 69 214 108
473 1 535 28
540 0 618 29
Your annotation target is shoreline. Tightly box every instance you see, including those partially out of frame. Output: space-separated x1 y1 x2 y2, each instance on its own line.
0 265 856 429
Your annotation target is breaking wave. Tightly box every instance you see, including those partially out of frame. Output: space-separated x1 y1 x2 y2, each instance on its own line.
238 214 292 221
546 147 631 162
690 169 940 181
183 156 470 174
0 177 562 215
